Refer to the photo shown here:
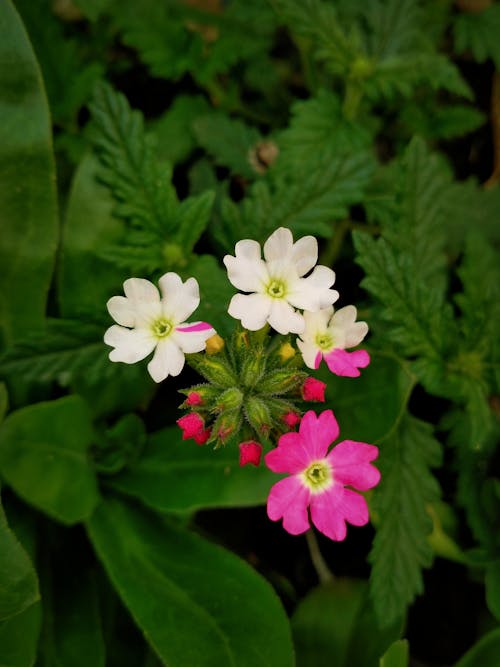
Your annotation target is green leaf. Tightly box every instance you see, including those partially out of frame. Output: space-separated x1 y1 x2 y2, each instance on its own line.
0 0 58 349
454 628 500 667
73 0 112 21
58 153 124 319
292 579 402 667
454 4 500 70
193 112 261 178
369 415 442 626
379 640 409 667
401 103 485 140
0 385 7 424
0 495 39 621
176 190 215 250
485 560 500 623
87 497 295 667
0 396 100 524
109 425 278 512
0 602 41 667
317 352 415 444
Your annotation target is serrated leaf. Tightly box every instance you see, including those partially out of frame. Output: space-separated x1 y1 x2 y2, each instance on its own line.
0 396 100 524
369 414 442 626
109 425 278 512
0 495 39 621
0 0 59 350
401 103 485 140
193 112 261 178
87 497 295 667
454 4 500 70
176 189 215 250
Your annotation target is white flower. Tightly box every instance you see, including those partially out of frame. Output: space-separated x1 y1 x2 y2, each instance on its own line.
104 273 215 383
297 305 370 377
223 227 339 335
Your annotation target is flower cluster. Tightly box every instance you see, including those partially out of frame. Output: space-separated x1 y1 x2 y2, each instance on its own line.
104 227 379 543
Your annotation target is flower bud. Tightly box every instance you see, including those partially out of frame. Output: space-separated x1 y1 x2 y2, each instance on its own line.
278 342 295 362
193 428 211 445
211 409 241 446
239 441 263 467
186 392 203 406
213 387 243 412
240 347 266 388
282 411 301 428
244 395 272 436
177 413 205 440
301 377 326 402
188 354 237 388
205 333 225 355
259 369 307 395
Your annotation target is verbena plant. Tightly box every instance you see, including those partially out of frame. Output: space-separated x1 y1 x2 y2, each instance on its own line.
0 1 499 666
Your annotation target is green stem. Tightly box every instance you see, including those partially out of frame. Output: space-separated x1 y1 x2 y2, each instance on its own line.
306 529 334 584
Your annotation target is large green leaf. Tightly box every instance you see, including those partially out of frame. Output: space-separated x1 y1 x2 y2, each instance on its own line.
109 425 277 513
0 602 41 667
0 494 39 621
379 640 409 667
87 497 294 667
0 0 58 349
0 396 100 524
292 579 402 667
58 153 124 319
454 628 500 667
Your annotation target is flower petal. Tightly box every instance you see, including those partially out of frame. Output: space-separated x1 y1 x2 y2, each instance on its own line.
296 339 319 369
299 410 339 459
288 266 338 311
223 240 268 292
263 227 294 262
267 476 310 535
172 325 216 353
268 299 305 334
158 273 200 324
324 349 370 377
292 235 318 276
327 440 380 491
330 305 369 349
299 308 333 343
310 486 369 541
123 277 160 303
104 325 156 364
265 432 314 473
147 338 185 382
106 296 136 327
228 293 270 330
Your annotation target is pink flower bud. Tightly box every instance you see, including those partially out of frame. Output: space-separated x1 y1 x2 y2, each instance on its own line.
186 392 203 406
193 428 211 445
302 377 326 402
177 413 205 440
282 411 301 428
239 441 263 467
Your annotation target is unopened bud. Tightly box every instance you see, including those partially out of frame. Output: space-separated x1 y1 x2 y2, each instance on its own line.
205 333 225 355
193 428 211 445
240 347 266 388
177 413 205 440
214 387 243 412
282 411 301 428
186 392 203 406
188 354 237 388
239 441 262 467
278 342 296 362
244 396 272 436
301 377 326 402
259 368 307 395
211 409 241 446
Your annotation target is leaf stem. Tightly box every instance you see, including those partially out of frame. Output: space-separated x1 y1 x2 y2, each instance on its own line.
306 529 334 584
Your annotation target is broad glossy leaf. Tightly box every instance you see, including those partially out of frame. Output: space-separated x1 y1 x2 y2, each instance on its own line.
58 152 124 319
454 628 500 667
0 396 99 524
110 425 277 512
292 579 402 667
379 640 409 667
317 352 415 444
0 495 39 621
87 497 294 667
0 0 58 349
0 602 41 667
485 560 500 622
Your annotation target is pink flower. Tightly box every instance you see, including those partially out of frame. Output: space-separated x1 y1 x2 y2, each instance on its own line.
177 413 205 440
239 441 263 466
282 411 301 428
264 410 380 541
186 391 203 406
193 428 211 445
301 377 326 402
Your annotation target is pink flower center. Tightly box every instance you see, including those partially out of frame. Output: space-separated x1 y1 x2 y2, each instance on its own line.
301 460 332 493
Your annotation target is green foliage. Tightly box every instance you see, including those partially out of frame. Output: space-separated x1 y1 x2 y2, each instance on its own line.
454 628 500 667
0 0 58 350
87 497 295 667
485 560 500 622
0 396 100 524
109 425 278 512
369 415 442 626
89 82 215 273
379 640 409 667
454 4 500 69
0 495 39 621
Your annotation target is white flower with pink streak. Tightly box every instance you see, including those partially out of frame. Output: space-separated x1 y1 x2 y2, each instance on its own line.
265 410 380 541
104 273 215 382
297 305 370 377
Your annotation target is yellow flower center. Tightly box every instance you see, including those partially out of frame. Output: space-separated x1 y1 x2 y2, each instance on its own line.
302 460 332 493
267 279 286 299
152 319 172 338
315 332 333 351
